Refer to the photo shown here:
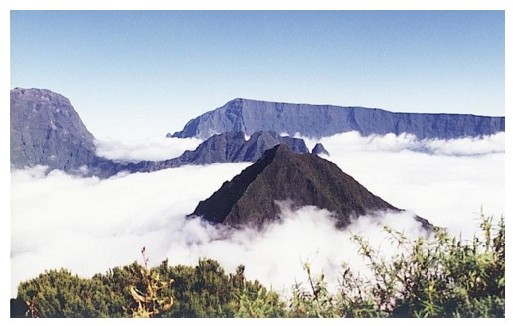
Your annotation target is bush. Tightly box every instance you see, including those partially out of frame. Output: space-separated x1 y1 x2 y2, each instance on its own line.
154 259 285 317
13 256 286 317
290 215 505 317
14 269 116 317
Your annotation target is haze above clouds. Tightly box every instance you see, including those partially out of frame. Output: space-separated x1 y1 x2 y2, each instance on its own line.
11 132 504 295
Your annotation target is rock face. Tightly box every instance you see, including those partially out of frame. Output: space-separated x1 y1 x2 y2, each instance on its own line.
163 130 309 165
112 131 310 176
170 98 505 140
10 88 98 172
191 144 428 229
312 143 329 156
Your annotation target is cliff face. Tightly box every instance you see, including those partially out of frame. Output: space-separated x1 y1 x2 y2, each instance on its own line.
171 98 505 140
191 145 430 230
10 88 98 172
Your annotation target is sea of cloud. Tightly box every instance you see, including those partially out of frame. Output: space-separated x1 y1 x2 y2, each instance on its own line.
10 132 505 296
94 136 202 162
305 132 505 237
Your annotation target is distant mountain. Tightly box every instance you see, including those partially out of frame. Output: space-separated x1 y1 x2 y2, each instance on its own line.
170 98 505 140
111 131 310 176
191 144 430 229
166 130 309 165
10 88 311 178
10 88 99 172
312 143 329 156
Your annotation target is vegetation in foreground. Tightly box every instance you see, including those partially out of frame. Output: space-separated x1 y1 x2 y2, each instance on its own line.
11 215 504 318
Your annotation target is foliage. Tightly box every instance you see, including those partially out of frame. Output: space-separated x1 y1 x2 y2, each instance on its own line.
12 215 504 318
235 284 286 317
290 215 505 318
14 269 116 317
13 256 285 318
154 259 285 317
288 263 341 317
128 247 173 317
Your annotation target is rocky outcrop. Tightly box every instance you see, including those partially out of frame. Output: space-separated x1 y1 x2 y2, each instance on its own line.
312 143 329 156
191 144 430 229
170 98 505 140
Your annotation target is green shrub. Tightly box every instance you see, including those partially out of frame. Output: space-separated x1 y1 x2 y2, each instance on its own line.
15 269 116 317
13 256 286 317
290 214 505 317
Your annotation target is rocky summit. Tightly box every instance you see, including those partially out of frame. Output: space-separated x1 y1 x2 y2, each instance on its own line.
170 98 505 140
191 144 430 229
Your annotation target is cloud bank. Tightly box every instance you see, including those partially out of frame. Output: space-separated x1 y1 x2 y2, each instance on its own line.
11 132 504 296
302 131 505 156
312 132 504 238
94 136 202 162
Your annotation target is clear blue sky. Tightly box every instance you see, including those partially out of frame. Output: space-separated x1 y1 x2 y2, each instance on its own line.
11 11 505 140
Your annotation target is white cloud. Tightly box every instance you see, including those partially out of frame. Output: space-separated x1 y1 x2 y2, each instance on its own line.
10 163 250 295
94 136 202 162
185 205 428 295
423 132 505 156
10 133 504 297
304 131 505 156
317 132 504 238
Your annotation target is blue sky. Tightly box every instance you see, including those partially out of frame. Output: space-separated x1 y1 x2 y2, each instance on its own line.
11 11 505 139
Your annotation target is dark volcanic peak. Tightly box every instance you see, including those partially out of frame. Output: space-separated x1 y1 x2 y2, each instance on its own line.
312 143 329 156
170 98 505 140
191 144 423 230
10 88 98 172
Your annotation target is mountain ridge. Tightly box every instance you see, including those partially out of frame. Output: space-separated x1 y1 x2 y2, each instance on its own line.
10 88 312 178
106 131 310 176
171 98 505 140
